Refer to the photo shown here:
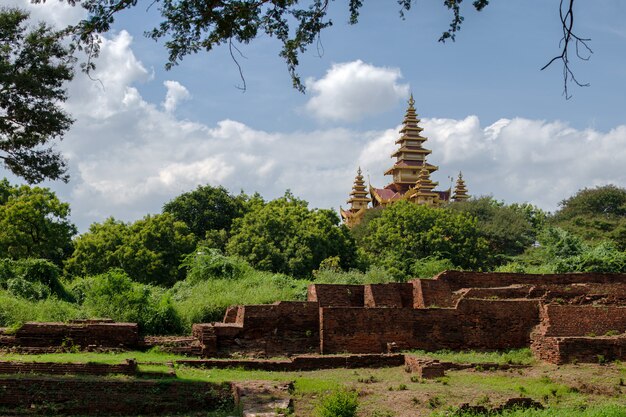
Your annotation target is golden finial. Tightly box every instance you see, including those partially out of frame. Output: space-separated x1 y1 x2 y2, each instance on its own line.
357 166 362 176
458 171 463 179
408 93 415 108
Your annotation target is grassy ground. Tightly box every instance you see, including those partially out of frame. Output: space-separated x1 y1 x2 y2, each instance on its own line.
1 350 625 416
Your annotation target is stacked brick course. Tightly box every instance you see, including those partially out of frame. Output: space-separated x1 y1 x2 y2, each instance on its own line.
531 304 626 364
0 377 232 415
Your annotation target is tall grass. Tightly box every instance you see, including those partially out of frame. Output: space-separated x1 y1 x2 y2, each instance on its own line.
0 290 84 327
172 270 309 328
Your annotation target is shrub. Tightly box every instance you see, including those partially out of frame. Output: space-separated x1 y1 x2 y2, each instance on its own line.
411 257 455 279
180 247 250 282
0 258 68 301
316 389 358 417
76 270 183 334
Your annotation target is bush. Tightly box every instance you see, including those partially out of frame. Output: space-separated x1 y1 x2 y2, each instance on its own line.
181 247 250 282
313 265 395 285
0 258 68 301
411 257 455 279
75 270 183 334
316 389 358 417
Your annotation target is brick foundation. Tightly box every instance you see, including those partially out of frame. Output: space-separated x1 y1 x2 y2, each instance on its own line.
0 376 233 415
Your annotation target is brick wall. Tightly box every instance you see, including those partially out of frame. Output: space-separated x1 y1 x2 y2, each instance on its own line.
540 305 626 337
0 360 137 376
194 301 320 356
0 377 232 415
13 322 139 349
308 284 364 307
364 283 413 308
320 299 540 354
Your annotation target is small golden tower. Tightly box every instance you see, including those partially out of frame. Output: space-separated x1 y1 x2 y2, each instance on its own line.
340 167 371 228
452 171 470 202
409 158 440 206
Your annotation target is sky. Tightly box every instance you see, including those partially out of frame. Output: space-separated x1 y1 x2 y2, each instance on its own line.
4 0 626 232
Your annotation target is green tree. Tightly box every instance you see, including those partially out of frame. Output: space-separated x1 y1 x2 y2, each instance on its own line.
226 192 357 277
64 217 129 277
117 213 197 286
163 184 246 241
552 185 626 250
0 8 74 183
0 182 76 264
448 197 542 263
65 213 196 286
358 201 490 278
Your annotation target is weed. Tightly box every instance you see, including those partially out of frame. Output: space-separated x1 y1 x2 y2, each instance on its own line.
427 396 442 409
397 384 407 391
316 389 358 417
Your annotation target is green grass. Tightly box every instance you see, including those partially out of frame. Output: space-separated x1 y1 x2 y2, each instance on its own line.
407 348 535 365
0 290 84 327
0 348 189 364
437 403 626 417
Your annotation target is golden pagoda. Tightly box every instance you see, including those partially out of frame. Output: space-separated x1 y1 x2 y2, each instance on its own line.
340 167 371 228
369 94 451 208
452 171 470 201
407 158 440 206
340 95 468 227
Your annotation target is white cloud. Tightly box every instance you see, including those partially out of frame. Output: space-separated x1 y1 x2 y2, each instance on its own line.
8 0 85 29
305 60 410 122
162 81 191 112
2 15 625 231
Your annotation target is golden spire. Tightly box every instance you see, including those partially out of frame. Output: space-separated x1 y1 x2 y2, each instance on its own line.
347 166 371 211
452 171 470 201
408 93 415 109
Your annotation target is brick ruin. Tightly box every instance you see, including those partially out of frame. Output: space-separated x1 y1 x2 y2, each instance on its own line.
192 271 626 363
2 271 625 364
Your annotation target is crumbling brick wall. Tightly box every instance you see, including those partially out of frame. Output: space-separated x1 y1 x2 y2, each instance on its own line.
364 283 413 308
320 299 540 354
0 377 232 415
308 284 364 307
194 301 320 356
10 322 139 350
531 304 626 364
412 271 626 308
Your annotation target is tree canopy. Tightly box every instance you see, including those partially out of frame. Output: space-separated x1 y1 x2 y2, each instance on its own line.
65 213 197 286
0 8 74 183
226 192 357 277
0 180 76 264
162 184 246 240
552 185 626 250
357 200 490 278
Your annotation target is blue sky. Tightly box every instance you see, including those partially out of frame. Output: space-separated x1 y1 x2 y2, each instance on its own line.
5 0 626 231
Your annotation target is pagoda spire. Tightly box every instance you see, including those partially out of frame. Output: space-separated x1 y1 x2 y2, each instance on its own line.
452 171 470 202
346 167 371 212
384 95 438 193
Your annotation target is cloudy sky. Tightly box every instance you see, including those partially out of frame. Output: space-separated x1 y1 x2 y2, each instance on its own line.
5 0 626 231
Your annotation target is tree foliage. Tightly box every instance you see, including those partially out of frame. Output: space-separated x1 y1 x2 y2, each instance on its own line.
357 201 490 278
65 213 196 286
163 184 246 241
52 0 587 95
448 197 545 263
0 8 74 183
226 192 357 277
552 185 626 250
0 180 76 264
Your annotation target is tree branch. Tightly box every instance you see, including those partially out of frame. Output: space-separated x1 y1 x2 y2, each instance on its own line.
540 0 592 99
